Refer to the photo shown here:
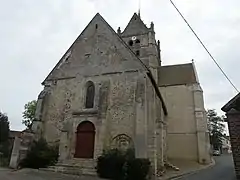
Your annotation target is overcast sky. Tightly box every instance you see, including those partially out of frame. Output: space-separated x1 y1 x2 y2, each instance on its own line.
0 0 239 131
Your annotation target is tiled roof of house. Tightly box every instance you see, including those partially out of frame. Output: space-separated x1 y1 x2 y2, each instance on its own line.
222 93 240 112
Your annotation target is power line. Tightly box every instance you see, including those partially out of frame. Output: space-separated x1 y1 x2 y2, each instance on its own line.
169 0 239 93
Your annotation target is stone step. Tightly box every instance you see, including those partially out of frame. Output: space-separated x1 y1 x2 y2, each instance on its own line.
40 167 55 172
40 165 97 176
59 159 96 168
41 158 98 176
82 167 97 176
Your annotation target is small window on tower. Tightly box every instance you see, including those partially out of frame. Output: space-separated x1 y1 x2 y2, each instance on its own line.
128 40 133 46
136 50 140 56
135 39 140 44
95 24 98 29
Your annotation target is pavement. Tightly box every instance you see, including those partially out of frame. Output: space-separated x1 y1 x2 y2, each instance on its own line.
0 168 100 180
160 157 215 180
0 154 236 180
174 154 236 180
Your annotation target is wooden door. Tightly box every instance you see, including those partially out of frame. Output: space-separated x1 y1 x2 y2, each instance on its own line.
74 121 95 158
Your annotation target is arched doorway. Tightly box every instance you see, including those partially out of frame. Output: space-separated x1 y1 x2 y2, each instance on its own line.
74 121 95 158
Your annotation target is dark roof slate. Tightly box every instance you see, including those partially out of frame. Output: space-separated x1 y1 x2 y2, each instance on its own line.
222 93 240 112
158 63 198 86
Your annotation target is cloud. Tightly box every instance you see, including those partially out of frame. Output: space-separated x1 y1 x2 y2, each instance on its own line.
0 0 239 130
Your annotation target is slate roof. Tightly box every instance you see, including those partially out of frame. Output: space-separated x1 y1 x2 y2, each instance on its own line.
222 93 240 112
158 63 198 86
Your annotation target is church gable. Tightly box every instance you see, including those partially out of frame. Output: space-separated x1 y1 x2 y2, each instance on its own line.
41 12 167 116
121 13 150 37
43 13 146 84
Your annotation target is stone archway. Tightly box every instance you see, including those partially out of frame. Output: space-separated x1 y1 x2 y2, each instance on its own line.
74 121 95 158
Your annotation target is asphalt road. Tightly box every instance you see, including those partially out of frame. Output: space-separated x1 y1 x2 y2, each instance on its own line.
0 168 100 180
0 154 236 180
177 154 236 180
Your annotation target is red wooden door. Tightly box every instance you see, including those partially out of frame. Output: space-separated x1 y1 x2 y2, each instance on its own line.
75 121 95 158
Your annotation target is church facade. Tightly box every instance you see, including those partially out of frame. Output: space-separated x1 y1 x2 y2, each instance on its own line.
32 13 211 174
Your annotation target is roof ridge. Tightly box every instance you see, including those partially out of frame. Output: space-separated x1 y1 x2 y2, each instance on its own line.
160 62 193 68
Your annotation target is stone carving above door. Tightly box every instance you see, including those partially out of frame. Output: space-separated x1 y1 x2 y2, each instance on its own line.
111 134 133 151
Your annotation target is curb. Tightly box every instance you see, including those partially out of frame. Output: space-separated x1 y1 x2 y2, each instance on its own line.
163 158 216 180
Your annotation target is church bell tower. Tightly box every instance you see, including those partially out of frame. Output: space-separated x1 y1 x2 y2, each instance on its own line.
117 13 161 68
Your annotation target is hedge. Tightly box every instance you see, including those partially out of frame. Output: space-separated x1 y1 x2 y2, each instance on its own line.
97 149 150 180
19 138 59 169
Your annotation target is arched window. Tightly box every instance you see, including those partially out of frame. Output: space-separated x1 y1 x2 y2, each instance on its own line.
85 81 95 108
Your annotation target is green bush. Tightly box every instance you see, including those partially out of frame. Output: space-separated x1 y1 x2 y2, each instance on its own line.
0 157 9 167
97 149 126 180
97 149 150 180
19 138 59 169
0 141 11 167
0 140 11 156
125 158 151 180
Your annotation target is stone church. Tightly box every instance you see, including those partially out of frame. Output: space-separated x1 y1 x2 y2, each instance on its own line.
32 12 211 174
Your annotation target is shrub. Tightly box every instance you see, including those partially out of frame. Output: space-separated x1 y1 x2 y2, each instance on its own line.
125 158 151 180
0 140 11 167
97 148 150 180
0 141 10 158
0 151 10 167
0 157 9 167
20 138 59 169
97 149 126 180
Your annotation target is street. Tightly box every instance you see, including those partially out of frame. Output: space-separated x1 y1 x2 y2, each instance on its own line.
177 154 236 180
0 168 99 180
0 154 236 180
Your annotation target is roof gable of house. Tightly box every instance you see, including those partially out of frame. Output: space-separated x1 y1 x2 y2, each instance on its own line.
222 93 240 112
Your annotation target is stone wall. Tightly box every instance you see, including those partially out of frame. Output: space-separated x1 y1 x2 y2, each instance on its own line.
38 68 165 177
160 84 198 160
9 132 34 169
38 13 150 144
36 13 166 175
159 84 210 163
41 70 160 157
226 109 240 179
